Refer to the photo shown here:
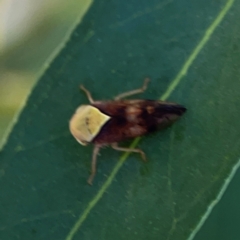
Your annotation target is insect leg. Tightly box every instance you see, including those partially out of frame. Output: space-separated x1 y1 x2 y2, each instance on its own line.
114 78 150 100
87 145 101 185
111 143 147 162
80 84 95 103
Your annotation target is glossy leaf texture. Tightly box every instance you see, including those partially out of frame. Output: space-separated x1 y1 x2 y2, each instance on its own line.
1 0 240 240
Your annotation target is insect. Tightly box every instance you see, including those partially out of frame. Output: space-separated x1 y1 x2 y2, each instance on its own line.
69 78 186 184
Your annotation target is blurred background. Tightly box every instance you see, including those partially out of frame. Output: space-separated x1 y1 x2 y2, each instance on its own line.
0 0 91 141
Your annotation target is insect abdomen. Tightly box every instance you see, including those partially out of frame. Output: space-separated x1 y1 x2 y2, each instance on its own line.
91 100 186 144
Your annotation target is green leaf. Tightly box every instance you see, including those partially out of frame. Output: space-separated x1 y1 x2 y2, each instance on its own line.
0 0 239 240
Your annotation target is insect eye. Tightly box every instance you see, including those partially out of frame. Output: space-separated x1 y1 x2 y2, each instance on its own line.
81 140 89 145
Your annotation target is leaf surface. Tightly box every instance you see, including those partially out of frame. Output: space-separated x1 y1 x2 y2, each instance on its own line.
0 0 239 240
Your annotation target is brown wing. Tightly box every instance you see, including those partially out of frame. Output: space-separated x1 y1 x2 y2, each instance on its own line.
91 100 186 145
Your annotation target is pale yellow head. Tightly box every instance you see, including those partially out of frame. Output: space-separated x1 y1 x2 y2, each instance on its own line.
69 105 111 145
